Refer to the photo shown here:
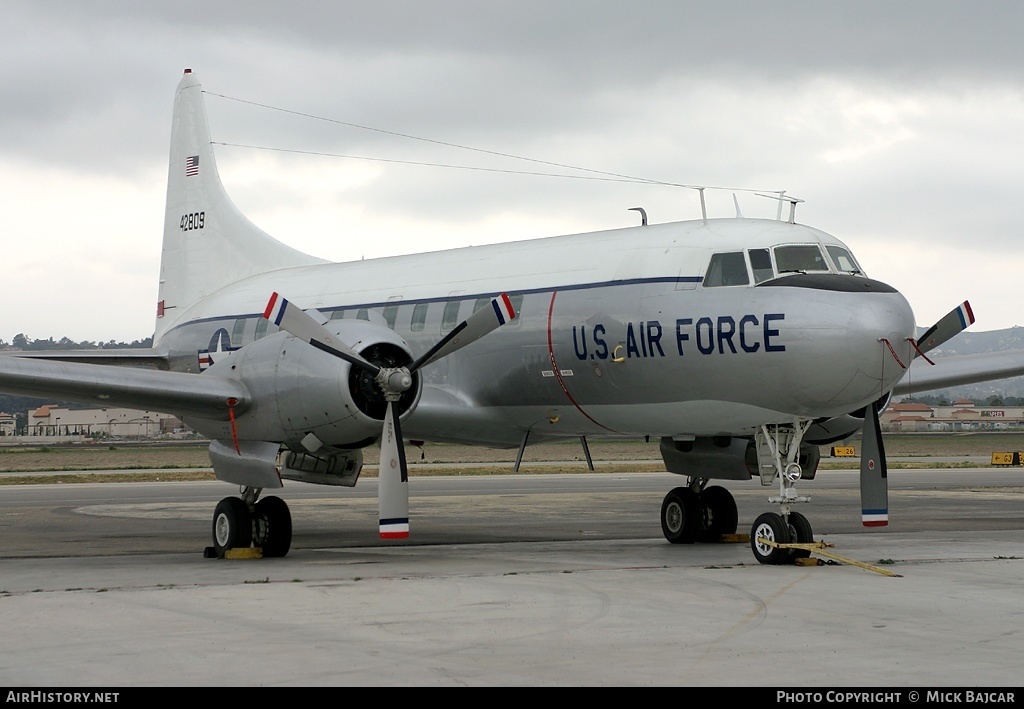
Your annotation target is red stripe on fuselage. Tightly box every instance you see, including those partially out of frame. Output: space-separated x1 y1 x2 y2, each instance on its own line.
546 291 616 433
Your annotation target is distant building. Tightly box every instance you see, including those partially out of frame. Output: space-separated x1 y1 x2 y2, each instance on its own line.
0 412 15 436
25 405 183 439
883 399 1024 431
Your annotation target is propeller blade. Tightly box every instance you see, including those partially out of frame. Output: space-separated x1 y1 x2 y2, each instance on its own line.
264 291 516 542
378 401 409 539
913 301 975 357
263 292 380 375
860 398 888 527
410 293 516 372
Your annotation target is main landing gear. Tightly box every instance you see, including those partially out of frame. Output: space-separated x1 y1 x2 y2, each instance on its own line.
210 487 293 558
660 482 739 544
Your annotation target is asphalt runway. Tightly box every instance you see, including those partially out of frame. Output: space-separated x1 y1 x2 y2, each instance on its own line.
1 468 1022 687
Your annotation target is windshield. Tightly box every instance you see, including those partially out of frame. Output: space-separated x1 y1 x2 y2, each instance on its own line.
702 242 866 288
774 244 829 274
825 245 863 274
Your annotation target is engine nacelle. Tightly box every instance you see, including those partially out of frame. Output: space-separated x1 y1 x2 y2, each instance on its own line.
185 320 420 450
804 392 893 445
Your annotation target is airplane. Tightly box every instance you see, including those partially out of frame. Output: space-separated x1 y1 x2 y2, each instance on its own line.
3 68 1023 564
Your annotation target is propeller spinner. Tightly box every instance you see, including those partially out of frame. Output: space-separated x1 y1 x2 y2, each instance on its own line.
264 292 516 538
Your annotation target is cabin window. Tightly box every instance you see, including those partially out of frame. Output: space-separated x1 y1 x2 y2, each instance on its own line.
826 245 863 274
749 248 774 283
329 310 345 320
383 305 399 329
473 298 491 313
356 308 370 321
410 303 428 332
704 252 750 287
254 317 268 340
442 301 461 330
775 244 829 274
231 318 247 345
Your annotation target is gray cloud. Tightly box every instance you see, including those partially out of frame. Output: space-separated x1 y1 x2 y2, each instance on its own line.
1 1 1022 339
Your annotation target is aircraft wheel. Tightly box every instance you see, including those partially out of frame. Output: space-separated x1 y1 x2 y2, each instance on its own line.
699 485 738 542
212 497 252 556
661 487 700 544
750 512 791 565
787 511 813 559
254 495 292 558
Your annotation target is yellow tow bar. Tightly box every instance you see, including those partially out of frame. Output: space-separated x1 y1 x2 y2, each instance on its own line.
756 537 903 577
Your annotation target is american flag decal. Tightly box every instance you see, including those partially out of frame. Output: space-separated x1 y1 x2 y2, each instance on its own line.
185 155 199 176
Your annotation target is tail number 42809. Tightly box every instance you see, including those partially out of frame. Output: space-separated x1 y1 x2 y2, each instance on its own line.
179 211 205 231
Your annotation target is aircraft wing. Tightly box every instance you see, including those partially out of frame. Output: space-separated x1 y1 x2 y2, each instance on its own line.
0 355 249 421
893 349 1024 396
7 348 170 369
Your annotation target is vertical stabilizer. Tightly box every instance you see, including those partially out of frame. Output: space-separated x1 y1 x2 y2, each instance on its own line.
156 69 326 341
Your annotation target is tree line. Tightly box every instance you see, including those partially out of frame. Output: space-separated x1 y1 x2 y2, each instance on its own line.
0 335 154 424
1 334 153 351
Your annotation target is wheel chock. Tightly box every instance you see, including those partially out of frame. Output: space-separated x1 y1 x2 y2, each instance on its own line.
755 538 902 577
793 557 821 567
219 547 263 560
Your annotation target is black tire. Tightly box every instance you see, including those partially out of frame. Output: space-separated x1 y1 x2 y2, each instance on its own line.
699 485 739 543
661 487 700 544
750 512 791 565
254 495 292 558
212 497 252 555
787 511 813 560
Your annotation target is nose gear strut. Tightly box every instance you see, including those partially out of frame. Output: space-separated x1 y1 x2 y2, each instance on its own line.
749 421 818 565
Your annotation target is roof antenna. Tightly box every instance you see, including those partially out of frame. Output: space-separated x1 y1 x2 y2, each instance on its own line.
732 194 744 218
628 207 648 226
756 191 804 223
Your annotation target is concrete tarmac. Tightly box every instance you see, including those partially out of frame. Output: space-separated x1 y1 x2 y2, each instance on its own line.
1 470 1022 687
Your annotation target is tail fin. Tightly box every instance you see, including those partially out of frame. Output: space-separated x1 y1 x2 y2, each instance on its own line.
156 69 325 341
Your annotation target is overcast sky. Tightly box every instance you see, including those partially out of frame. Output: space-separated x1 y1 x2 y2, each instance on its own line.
2 1 1022 343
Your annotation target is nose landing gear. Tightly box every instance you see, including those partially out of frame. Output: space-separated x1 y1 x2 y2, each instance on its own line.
749 422 818 564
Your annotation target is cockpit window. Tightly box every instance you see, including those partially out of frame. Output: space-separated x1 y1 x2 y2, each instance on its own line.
826 245 863 274
774 244 829 274
704 252 750 287
749 248 774 283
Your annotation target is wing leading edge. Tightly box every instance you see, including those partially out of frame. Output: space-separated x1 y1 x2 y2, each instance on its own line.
893 349 1024 397
6 348 170 369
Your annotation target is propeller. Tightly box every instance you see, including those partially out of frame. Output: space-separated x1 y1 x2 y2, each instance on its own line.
911 301 975 360
859 300 975 527
860 397 888 527
264 292 517 538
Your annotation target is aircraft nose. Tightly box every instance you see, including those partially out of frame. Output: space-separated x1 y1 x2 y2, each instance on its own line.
845 288 917 393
